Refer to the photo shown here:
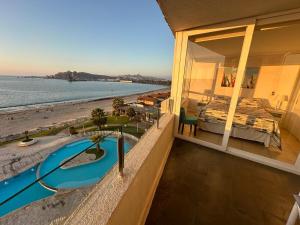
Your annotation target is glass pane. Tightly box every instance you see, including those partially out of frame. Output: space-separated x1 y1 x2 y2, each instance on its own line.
179 29 245 146
228 22 300 165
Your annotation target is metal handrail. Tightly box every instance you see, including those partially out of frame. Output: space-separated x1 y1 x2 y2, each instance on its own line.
157 107 161 129
0 130 116 206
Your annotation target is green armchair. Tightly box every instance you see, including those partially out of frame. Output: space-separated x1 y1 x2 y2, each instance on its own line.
178 107 198 136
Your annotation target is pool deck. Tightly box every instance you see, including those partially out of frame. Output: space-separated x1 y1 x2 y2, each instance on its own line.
0 185 93 225
0 134 92 225
146 139 300 225
0 134 81 181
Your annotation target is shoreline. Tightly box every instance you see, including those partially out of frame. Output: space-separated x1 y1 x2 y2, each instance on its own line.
0 88 170 137
0 87 169 114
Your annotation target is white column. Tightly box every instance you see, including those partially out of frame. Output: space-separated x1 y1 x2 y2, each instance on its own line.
286 194 300 225
170 32 189 134
295 153 300 169
222 24 255 148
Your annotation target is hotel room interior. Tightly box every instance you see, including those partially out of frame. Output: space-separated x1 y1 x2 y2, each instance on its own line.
179 21 300 165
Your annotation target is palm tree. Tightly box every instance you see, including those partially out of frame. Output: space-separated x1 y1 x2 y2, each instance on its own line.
112 97 124 116
91 108 107 130
90 134 103 152
24 130 30 141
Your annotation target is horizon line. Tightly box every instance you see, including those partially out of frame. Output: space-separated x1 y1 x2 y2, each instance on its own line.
0 72 172 79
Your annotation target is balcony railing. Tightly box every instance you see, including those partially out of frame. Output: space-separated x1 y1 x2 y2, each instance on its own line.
0 106 171 225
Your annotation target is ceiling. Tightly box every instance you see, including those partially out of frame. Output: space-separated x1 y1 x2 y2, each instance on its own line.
157 0 300 32
191 22 300 59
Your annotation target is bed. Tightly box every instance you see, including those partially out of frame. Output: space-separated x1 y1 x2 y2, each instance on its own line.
198 97 281 148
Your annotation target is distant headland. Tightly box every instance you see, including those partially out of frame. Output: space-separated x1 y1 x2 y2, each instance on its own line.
44 71 171 85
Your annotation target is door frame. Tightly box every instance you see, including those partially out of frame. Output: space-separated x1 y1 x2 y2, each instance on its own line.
170 8 300 175
172 20 255 150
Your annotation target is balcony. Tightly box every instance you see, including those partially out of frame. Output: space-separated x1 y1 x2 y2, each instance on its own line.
146 138 300 225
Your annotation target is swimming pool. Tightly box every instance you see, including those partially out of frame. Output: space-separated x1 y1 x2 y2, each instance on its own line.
0 137 132 217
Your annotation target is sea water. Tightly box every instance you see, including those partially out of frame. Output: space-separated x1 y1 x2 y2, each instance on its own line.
0 76 166 110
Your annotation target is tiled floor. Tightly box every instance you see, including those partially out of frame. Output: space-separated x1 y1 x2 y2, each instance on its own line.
181 124 223 145
181 126 300 164
228 128 300 164
145 139 300 225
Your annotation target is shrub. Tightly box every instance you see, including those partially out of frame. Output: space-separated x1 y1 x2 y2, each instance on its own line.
69 126 77 135
126 107 136 119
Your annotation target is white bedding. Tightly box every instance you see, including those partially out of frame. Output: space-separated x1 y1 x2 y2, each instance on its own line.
198 97 281 148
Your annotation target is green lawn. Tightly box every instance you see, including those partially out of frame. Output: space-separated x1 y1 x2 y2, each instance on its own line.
0 115 139 147
0 138 23 147
0 125 68 147
81 120 94 128
107 115 129 125
87 124 144 138
122 126 144 138
31 126 67 138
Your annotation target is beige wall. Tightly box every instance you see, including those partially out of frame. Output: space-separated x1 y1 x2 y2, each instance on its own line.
188 61 216 100
186 57 299 109
283 68 300 140
282 54 300 139
160 98 169 113
284 100 300 141
107 115 175 225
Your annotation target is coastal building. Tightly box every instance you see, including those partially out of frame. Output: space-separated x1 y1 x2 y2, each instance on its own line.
119 80 133 83
137 92 170 106
2 1 300 225
137 96 158 106
150 92 170 101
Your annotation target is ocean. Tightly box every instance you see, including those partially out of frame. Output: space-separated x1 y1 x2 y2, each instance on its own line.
0 76 167 111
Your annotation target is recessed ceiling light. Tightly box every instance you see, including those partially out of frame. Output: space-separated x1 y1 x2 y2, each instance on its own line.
260 25 289 31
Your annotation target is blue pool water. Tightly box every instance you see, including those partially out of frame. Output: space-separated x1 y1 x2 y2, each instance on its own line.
0 166 54 217
0 137 131 217
39 137 131 188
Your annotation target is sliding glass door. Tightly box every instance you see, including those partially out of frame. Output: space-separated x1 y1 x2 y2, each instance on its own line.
177 26 252 149
227 21 300 166
172 13 300 173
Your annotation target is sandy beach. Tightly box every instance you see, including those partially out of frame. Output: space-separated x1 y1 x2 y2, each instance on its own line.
0 88 169 138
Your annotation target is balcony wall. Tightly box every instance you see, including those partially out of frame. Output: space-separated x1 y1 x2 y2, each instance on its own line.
64 114 175 225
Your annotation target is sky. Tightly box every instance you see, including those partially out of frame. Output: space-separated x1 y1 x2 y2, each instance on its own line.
0 0 174 78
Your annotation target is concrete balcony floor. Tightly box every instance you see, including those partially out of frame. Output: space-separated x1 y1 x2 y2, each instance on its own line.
145 139 300 225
